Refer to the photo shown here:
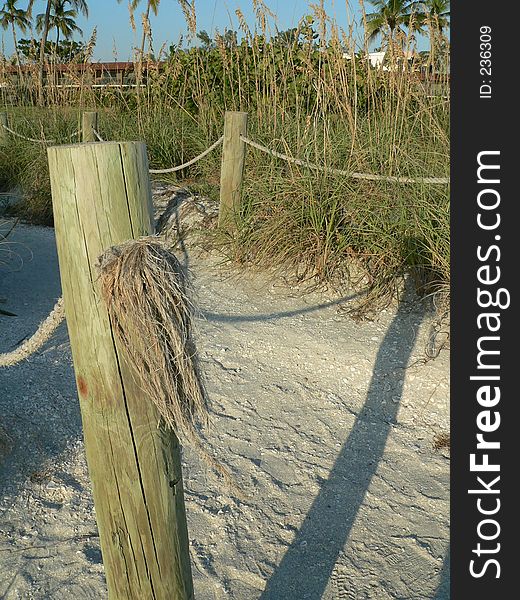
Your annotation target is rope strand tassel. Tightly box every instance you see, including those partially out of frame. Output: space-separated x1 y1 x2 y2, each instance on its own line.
97 237 245 496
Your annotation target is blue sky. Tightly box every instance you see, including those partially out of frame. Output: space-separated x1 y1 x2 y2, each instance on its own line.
1 1 431 61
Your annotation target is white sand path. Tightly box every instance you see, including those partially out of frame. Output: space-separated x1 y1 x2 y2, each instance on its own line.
0 194 449 599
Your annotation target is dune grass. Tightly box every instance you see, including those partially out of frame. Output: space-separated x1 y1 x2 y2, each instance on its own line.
0 4 449 313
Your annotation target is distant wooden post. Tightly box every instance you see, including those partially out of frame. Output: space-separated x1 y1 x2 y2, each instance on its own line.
82 111 98 142
47 141 194 600
218 111 248 227
0 112 9 146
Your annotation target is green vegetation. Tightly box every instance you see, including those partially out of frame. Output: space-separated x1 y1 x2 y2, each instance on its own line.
0 1 450 312
0 0 32 68
35 0 84 46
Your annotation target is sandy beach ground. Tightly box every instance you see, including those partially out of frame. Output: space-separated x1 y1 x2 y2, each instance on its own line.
0 188 449 599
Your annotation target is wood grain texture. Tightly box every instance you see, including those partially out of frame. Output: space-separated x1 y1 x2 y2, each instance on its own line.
81 112 98 143
218 111 248 228
47 141 194 600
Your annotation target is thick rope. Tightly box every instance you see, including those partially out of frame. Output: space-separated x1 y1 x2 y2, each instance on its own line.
0 123 79 142
92 128 105 142
1 122 55 144
149 136 224 174
0 298 65 367
240 135 450 185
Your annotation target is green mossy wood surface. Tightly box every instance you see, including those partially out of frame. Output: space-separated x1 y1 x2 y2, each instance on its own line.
47 141 194 600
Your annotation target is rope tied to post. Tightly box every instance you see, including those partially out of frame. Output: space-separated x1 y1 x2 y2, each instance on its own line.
149 136 224 174
92 128 105 142
1 236 242 493
97 237 209 443
240 135 450 185
96 237 243 494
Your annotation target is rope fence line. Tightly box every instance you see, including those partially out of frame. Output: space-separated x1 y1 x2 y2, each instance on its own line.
240 135 450 185
0 298 65 367
0 110 448 369
92 128 105 142
1 119 448 184
148 136 224 174
1 122 82 144
1 122 56 144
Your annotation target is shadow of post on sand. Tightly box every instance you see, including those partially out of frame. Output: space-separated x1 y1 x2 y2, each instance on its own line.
260 278 427 599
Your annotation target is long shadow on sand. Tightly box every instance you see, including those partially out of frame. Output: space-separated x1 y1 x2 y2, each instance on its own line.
260 279 428 600
0 223 360 496
202 289 366 324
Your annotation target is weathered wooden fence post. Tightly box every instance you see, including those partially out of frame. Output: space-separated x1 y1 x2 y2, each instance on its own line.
82 111 98 142
0 112 9 146
47 141 194 600
218 111 248 227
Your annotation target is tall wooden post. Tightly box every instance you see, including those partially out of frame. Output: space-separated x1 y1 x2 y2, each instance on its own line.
0 112 9 146
218 111 248 227
82 111 98 142
47 141 194 600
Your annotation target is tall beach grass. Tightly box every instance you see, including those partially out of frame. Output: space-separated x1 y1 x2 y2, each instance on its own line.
0 2 449 313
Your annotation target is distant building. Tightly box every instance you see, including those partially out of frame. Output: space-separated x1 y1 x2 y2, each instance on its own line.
343 50 416 71
1 61 166 89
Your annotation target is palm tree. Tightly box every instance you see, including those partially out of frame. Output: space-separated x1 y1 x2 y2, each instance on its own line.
365 0 423 59
0 0 32 66
421 0 450 34
37 0 88 99
419 0 450 69
118 0 161 60
119 1 197 59
36 0 83 48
